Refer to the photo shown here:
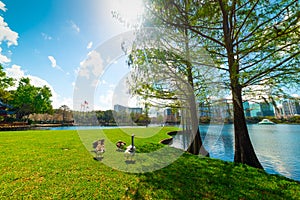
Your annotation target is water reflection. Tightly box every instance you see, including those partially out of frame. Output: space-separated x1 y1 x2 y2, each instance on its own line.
171 124 300 181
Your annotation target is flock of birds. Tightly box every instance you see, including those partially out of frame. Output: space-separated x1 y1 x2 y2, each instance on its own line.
92 134 136 161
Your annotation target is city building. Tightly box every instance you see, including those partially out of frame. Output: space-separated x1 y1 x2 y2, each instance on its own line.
128 107 143 114
113 104 142 114
164 108 180 124
260 102 275 117
282 100 300 117
243 101 251 117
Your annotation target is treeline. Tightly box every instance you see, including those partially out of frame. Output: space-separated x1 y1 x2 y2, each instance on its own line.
21 109 151 126
73 110 151 126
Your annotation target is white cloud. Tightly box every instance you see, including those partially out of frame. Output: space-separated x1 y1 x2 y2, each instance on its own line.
4 65 72 109
97 89 114 110
100 79 107 85
48 55 63 71
0 47 10 63
0 6 18 64
51 95 73 109
4 64 24 80
79 50 104 79
70 20 80 33
5 64 54 91
87 41 93 49
48 56 57 67
0 1 6 12
41 32 52 40
0 16 18 47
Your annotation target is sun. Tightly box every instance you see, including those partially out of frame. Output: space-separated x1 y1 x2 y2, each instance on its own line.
108 0 145 26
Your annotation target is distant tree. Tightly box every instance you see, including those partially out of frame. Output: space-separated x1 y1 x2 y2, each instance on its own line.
0 65 14 102
130 112 151 126
58 105 73 124
104 110 116 125
10 78 53 119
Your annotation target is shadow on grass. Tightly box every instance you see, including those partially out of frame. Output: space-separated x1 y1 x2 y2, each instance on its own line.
125 160 136 165
123 153 300 199
93 157 104 161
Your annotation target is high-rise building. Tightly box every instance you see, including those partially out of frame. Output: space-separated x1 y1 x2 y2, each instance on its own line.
260 102 275 117
243 101 251 117
282 100 300 117
114 104 142 114
250 103 262 117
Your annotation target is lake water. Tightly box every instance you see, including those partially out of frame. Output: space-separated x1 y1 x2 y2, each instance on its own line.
171 124 300 182
48 124 300 181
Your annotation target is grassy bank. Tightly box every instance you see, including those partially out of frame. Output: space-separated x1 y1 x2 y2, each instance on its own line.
0 128 299 199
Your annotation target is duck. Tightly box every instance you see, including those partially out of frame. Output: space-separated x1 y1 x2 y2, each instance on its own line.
92 139 105 159
116 140 126 151
124 134 136 160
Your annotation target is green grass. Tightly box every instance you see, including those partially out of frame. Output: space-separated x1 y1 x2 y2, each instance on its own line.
0 127 299 199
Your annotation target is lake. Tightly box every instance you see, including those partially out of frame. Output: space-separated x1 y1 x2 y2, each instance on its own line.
48 124 300 181
171 124 300 182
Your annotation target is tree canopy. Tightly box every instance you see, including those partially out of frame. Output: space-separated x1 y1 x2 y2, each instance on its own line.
9 78 53 119
127 0 299 168
0 65 14 102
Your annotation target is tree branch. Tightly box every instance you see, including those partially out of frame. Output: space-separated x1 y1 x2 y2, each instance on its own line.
243 51 300 87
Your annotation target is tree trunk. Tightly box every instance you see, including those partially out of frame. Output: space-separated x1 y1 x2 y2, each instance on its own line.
187 127 209 156
186 92 209 157
219 1 263 169
232 85 263 169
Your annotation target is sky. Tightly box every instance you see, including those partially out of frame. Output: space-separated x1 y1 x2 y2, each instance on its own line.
0 0 144 110
1 1 299 112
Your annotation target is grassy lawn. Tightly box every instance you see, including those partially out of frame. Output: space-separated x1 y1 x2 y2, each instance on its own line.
0 127 299 199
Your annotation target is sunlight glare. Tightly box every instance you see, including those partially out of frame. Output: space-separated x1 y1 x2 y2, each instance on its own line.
108 0 145 27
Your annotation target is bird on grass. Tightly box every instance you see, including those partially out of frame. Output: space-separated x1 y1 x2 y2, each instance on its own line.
124 134 136 161
116 140 126 151
92 139 105 159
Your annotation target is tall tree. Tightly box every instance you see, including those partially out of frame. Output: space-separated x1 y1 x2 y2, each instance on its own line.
142 0 300 168
127 20 221 155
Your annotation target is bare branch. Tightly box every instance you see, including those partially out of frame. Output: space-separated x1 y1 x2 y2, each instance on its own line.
243 51 300 87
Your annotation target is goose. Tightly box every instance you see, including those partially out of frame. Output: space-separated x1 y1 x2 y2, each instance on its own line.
124 134 136 160
92 139 105 159
116 140 126 151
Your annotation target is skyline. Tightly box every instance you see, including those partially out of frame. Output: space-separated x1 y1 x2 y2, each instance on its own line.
0 0 144 110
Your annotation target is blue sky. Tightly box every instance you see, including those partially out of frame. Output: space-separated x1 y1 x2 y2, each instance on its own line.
0 0 144 110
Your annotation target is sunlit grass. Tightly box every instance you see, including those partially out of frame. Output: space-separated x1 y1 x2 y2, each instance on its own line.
0 128 299 199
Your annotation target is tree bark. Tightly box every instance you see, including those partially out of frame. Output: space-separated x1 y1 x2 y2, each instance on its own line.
187 126 209 156
186 91 209 157
219 0 263 169
232 84 263 169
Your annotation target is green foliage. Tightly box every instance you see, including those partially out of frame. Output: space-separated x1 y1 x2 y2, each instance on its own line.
0 65 14 90
0 65 14 102
9 78 53 119
287 116 300 124
147 0 300 92
95 110 116 125
142 0 299 168
0 128 299 199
